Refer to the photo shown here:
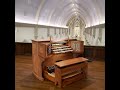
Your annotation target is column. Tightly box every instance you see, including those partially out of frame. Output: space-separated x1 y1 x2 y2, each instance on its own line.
54 28 56 35
34 25 38 39
47 27 50 37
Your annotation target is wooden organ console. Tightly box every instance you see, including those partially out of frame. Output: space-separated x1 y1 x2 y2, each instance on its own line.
32 39 88 87
68 40 84 57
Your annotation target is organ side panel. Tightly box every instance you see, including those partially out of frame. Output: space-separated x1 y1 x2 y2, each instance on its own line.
38 43 46 58
32 41 39 77
32 41 44 81
69 40 84 53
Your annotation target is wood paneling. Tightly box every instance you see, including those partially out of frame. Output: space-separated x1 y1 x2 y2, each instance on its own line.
32 41 45 81
84 46 105 59
15 42 32 55
55 57 88 68
15 43 105 59
15 43 25 55
24 43 32 55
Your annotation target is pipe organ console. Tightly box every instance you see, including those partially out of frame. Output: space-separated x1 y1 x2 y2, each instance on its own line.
32 39 88 87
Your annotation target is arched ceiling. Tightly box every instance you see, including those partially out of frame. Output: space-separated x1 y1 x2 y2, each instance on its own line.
15 0 105 28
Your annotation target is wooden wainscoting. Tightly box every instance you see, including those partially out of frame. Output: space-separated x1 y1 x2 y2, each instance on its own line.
15 43 105 59
15 42 32 55
84 46 105 60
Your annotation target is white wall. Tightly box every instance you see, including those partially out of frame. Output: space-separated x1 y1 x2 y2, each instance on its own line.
38 28 47 39
84 24 105 46
15 27 34 43
15 23 105 46
49 28 55 37
15 25 68 43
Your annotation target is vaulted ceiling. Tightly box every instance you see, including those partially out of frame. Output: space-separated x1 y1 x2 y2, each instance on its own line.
15 0 105 28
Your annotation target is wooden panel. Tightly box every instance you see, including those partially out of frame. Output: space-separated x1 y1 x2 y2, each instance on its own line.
70 41 84 54
38 43 46 58
15 43 32 55
84 46 94 58
15 43 25 55
55 57 88 68
84 46 105 59
62 73 85 87
60 62 88 75
95 47 105 59
43 52 73 67
32 41 44 81
24 43 32 55
32 42 38 75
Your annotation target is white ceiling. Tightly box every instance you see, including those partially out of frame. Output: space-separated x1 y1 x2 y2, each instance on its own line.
15 0 105 28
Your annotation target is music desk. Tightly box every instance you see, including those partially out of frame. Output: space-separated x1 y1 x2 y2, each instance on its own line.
55 57 88 87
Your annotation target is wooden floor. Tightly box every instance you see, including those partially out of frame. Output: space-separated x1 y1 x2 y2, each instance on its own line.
15 55 105 90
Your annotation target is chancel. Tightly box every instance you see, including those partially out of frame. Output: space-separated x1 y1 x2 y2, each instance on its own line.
15 0 105 89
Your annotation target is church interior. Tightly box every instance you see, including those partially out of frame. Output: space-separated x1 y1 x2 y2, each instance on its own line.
15 0 105 90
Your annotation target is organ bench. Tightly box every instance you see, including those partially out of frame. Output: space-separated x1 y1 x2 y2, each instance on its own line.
54 57 88 87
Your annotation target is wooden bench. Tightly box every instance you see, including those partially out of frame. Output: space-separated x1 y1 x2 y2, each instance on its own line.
54 57 88 87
